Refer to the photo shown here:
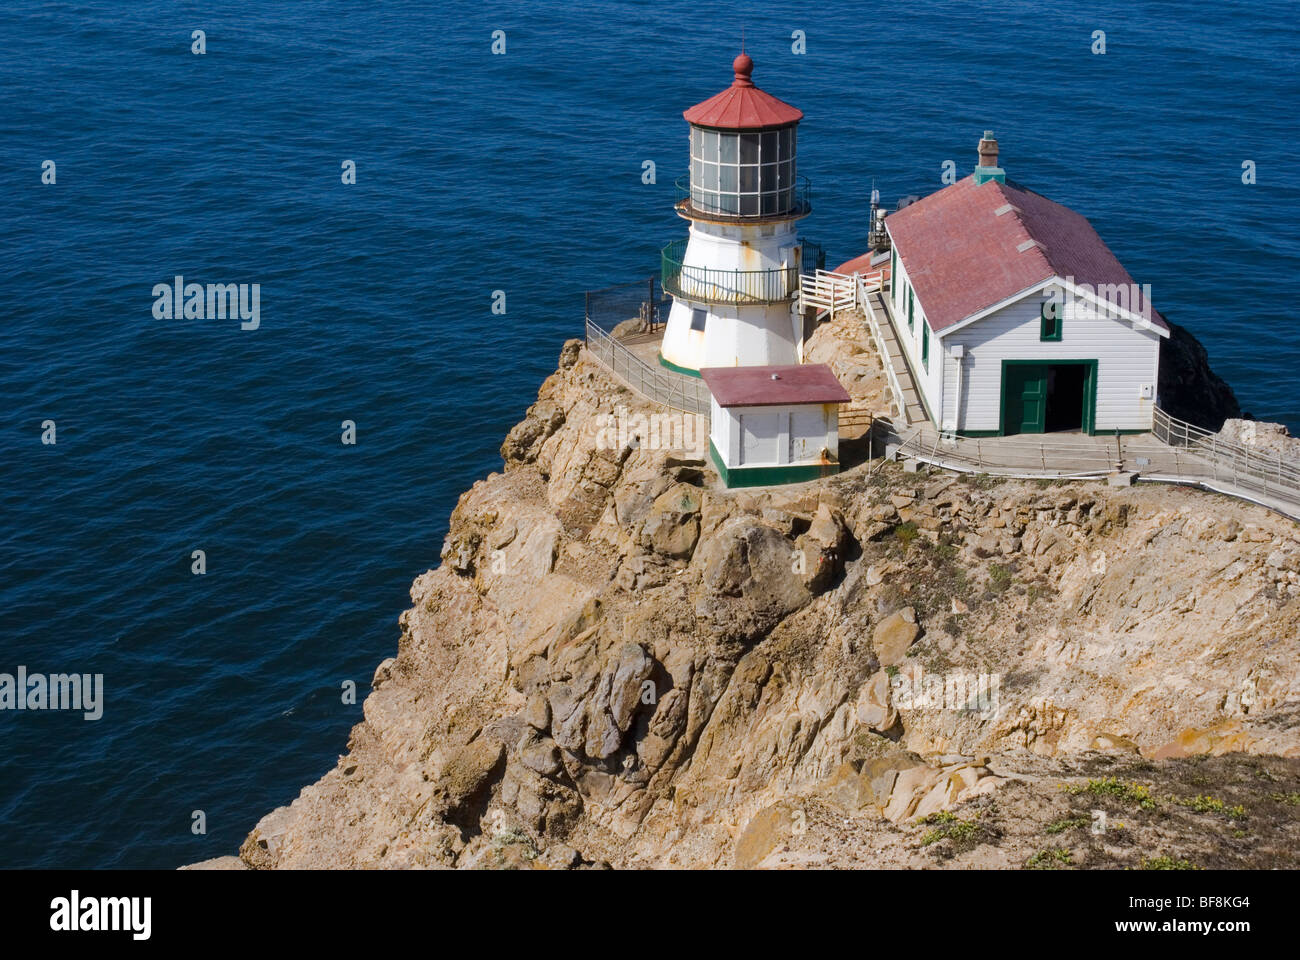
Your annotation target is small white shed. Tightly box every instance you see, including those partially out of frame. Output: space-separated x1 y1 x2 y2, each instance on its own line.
701 363 851 487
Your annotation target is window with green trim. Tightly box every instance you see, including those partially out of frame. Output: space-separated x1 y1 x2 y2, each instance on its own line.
907 287 914 330
921 323 929 370
1040 300 1062 341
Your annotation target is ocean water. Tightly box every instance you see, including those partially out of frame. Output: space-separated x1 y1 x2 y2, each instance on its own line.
0 0 1295 868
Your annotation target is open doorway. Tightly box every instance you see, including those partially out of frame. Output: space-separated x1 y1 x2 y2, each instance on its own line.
1002 360 1097 435
1045 364 1087 432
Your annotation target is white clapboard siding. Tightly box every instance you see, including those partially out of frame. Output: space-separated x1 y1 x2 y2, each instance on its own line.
943 292 1162 432
890 252 945 423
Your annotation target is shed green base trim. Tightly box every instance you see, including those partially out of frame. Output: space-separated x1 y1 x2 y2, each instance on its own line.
709 439 837 488
955 429 1003 438
658 353 703 378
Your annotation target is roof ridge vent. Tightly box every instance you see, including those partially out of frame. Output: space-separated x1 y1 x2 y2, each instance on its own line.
1016 238 1044 253
994 202 1021 216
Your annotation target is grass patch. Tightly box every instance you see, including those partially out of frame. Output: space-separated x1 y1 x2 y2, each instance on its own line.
1176 795 1247 820
894 521 919 546
1270 791 1300 806
1138 855 1196 871
916 811 983 848
1066 777 1157 811
989 563 1013 592
1046 816 1091 835
1026 847 1073 869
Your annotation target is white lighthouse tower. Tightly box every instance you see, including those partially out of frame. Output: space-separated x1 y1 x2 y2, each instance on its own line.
659 53 821 377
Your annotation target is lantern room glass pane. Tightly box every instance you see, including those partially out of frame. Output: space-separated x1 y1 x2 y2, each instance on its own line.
700 130 718 163
688 123 800 217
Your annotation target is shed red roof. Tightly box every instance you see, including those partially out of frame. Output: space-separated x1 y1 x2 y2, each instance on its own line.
885 176 1167 333
701 363 850 408
683 53 803 129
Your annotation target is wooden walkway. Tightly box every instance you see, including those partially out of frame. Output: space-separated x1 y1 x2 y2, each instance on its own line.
893 422 1300 521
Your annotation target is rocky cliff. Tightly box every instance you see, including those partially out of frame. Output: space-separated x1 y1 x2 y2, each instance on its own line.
192 332 1300 871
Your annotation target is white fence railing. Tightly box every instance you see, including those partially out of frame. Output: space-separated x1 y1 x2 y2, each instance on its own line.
799 269 856 319
855 274 908 423
584 318 711 418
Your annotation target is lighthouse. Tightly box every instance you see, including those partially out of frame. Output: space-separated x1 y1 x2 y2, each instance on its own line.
659 53 821 376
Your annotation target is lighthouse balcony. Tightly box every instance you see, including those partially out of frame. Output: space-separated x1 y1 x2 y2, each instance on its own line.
661 238 825 305
675 175 812 223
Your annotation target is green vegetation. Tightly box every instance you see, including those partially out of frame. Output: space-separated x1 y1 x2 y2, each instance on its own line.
1066 777 1157 811
1046 815 1091 835
1176 795 1247 820
1270 792 1300 806
1138 855 1196 871
1026 847 1073 869
989 563 1013 592
916 810 981 847
894 521 919 546
884 664 899 678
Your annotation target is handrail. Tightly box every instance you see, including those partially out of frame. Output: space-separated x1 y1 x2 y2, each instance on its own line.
856 274 908 423
584 317 711 417
661 238 825 305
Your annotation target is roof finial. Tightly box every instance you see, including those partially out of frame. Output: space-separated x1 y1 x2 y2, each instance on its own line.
733 46 754 87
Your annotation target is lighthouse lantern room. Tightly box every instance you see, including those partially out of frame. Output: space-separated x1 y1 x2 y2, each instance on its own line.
659 53 821 377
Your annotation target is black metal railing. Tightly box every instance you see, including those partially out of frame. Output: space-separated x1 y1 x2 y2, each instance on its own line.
660 238 825 304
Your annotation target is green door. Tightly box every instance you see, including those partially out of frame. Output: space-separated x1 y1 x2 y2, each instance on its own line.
1003 363 1047 434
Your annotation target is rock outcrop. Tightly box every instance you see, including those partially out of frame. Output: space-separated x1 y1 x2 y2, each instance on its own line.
210 333 1300 871
1158 319 1243 430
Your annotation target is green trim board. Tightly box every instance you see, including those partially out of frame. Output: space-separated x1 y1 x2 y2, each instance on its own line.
708 438 834 488
955 429 1002 438
658 353 703 378
999 359 1098 436
1040 301 1062 341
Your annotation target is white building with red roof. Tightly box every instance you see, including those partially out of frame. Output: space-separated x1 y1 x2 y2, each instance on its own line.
869 132 1169 437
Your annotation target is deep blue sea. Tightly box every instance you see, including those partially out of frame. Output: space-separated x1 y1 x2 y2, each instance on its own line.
1 0 1296 868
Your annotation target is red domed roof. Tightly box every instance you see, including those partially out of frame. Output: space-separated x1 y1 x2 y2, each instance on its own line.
682 53 803 129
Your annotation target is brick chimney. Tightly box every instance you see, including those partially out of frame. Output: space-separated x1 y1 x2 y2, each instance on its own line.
974 130 1005 185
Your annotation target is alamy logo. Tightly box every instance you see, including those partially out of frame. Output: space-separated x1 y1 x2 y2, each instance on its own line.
0 667 103 720
50 891 150 940
152 275 260 330
1044 277 1153 323
593 405 706 457
890 667 1001 720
